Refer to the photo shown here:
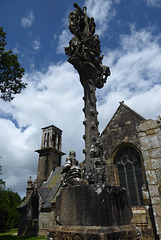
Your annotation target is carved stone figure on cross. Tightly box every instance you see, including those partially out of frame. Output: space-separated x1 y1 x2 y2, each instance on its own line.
61 150 83 186
65 3 110 89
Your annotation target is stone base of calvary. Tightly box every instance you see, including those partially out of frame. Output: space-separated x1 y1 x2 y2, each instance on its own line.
47 3 140 240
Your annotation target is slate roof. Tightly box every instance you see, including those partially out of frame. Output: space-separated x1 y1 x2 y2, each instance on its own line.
38 166 64 209
18 193 31 209
18 166 64 210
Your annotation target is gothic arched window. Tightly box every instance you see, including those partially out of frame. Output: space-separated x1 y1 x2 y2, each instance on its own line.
114 146 144 206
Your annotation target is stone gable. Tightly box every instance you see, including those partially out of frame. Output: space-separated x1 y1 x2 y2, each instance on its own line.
101 102 145 186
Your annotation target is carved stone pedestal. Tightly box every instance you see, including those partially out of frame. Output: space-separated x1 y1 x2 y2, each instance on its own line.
47 225 140 240
47 186 140 239
54 185 132 226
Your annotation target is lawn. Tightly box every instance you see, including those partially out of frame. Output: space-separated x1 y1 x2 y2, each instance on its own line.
0 229 46 240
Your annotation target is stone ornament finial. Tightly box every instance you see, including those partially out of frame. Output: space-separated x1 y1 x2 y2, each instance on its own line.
27 176 33 188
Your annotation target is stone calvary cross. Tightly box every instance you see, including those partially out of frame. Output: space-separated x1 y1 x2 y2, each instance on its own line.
65 3 111 192
47 4 139 239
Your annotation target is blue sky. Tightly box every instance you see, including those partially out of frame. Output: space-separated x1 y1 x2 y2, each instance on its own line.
0 0 161 197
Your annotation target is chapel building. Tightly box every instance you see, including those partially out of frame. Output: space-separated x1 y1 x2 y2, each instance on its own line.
18 103 161 239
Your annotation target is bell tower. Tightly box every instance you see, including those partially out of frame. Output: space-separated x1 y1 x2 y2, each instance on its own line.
35 125 65 182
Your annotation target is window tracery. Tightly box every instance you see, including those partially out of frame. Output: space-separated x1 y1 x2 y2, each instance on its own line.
114 146 144 206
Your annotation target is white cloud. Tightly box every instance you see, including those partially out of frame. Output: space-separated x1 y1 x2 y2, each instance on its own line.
57 30 72 54
13 44 19 54
97 27 161 131
1 21 161 198
0 118 38 195
21 10 35 28
32 39 40 51
85 0 116 36
0 62 84 197
146 0 161 7
53 34 57 41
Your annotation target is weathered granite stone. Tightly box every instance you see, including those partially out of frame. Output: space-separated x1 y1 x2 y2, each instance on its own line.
101 102 145 186
150 148 161 158
47 225 140 240
146 170 158 184
49 3 140 239
55 185 132 226
151 159 161 169
137 119 158 132
137 119 161 237
64 3 110 192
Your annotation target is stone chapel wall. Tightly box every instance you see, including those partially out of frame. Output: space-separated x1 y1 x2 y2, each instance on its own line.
137 118 161 238
101 103 157 239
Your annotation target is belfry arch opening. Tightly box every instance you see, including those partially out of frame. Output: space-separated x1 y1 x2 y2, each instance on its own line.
114 145 144 206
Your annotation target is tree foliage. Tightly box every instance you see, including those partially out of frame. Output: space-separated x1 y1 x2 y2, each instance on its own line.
0 190 21 231
0 27 27 101
0 162 5 191
0 163 22 231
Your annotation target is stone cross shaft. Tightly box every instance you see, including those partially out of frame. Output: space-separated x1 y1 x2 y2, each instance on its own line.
82 78 104 185
65 3 110 189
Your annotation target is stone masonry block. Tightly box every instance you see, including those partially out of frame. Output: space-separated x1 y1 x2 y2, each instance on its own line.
146 170 157 184
140 135 159 149
141 150 150 162
146 129 155 135
140 137 151 149
157 132 161 143
148 184 159 197
150 148 161 158
155 128 161 133
149 135 160 148
140 145 148 151
151 159 160 169
144 160 152 171
137 119 158 132
153 205 161 218
151 197 161 205
156 169 161 182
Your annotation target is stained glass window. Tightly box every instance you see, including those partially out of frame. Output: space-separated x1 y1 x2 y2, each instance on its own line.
114 146 144 206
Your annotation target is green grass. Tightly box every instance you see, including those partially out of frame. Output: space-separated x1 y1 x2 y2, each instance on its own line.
0 229 46 240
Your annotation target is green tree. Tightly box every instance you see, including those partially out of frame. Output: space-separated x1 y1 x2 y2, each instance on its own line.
0 162 5 191
0 27 26 101
0 163 22 231
0 189 21 231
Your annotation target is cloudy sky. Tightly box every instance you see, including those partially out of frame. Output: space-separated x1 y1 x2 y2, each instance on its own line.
0 0 161 197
